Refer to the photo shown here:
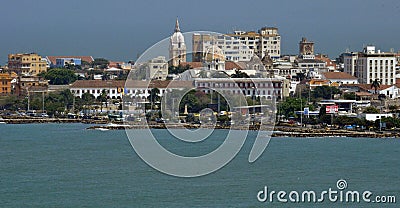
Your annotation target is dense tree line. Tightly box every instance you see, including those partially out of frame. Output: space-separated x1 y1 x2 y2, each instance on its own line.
39 68 78 85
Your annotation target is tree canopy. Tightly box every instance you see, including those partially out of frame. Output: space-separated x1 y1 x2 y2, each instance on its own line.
41 68 78 85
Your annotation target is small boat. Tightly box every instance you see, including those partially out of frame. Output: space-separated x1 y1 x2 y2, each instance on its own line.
106 123 130 128
95 127 109 131
0 118 6 124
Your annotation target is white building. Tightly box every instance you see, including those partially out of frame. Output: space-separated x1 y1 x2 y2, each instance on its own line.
169 18 186 67
69 80 193 100
343 52 359 76
358 113 393 122
192 33 253 62
321 72 359 85
344 46 397 85
226 27 281 59
194 78 289 100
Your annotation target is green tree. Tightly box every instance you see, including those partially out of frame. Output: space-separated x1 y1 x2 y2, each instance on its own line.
278 97 307 118
231 69 249 78
97 89 108 112
59 89 74 110
343 92 356 100
42 68 78 85
92 58 109 69
197 70 209 78
296 72 306 81
312 86 341 99
363 106 379 114
82 92 95 111
168 64 190 74
147 88 160 110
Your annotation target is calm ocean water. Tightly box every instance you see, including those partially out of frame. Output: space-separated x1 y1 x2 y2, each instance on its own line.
0 123 399 207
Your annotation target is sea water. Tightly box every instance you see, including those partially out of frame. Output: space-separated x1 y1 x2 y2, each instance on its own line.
0 124 399 207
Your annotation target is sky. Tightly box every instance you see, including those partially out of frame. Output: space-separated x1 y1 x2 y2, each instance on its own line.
1 0 400 65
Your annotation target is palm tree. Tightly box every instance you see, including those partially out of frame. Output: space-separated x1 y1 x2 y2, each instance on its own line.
197 70 208 78
296 72 306 81
97 89 108 112
231 69 249 78
147 88 160 110
370 79 381 94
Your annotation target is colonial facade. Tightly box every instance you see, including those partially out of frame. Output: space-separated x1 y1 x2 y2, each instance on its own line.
299 37 315 59
69 80 194 100
194 78 289 100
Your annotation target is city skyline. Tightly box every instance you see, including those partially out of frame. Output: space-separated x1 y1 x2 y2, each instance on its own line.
1 0 400 64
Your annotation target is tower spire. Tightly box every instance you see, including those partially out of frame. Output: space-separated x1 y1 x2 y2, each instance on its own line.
175 17 180 32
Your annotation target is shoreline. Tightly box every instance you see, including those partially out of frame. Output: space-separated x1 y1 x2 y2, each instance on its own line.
1 117 398 138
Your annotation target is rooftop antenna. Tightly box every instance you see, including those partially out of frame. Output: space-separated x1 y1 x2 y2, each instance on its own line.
390 48 394 53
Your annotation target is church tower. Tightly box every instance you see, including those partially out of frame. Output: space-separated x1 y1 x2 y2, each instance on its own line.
169 18 187 67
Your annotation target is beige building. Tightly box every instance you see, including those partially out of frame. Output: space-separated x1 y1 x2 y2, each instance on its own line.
8 53 48 75
145 56 168 80
226 27 281 59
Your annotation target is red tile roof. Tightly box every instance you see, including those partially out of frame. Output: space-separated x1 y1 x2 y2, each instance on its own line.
70 80 194 89
345 84 393 91
322 72 357 80
225 61 244 70
181 62 203 69
47 56 94 65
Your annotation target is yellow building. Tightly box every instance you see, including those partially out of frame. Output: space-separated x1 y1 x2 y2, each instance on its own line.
0 73 13 95
8 53 48 75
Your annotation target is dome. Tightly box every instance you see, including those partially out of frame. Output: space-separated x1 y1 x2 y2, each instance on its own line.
170 32 185 45
170 18 186 46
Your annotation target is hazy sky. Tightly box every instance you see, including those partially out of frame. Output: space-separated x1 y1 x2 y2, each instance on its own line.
1 0 400 64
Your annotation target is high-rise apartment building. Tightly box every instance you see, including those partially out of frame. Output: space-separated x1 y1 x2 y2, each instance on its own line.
344 46 397 85
192 33 253 62
192 27 281 62
226 27 280 59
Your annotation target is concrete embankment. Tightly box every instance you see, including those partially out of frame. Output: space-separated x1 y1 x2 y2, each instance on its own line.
1 117 108 124
1 117 398 138
87 124 400 138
